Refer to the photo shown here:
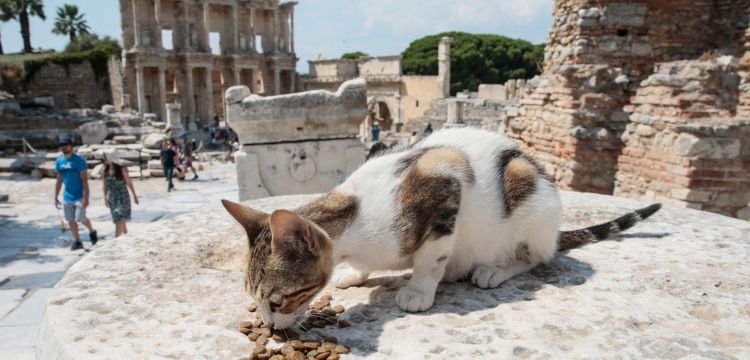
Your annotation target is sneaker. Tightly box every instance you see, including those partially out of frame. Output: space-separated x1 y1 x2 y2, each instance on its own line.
70 241 84 251
192 174 199 180
89 230 98 245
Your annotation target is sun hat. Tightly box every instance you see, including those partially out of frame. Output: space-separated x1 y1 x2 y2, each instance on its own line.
103 149 124 165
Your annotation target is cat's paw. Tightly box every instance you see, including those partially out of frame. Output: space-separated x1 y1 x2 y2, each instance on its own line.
396 287 434 312
471 265 508 289
332 267 368 289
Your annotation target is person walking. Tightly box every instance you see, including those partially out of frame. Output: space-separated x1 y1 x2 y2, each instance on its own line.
54 138 98 251
178 131 199 180
371 121 381 142
423 122 433 137
160 138 178 192
103 150 139 238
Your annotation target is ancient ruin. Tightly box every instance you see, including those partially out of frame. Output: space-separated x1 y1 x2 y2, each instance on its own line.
117 0 298 123
302 37 452 133
226 79 367 200
501 0 750 219
37 192 750 358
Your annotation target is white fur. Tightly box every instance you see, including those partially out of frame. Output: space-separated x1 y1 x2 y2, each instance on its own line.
333 128 562 312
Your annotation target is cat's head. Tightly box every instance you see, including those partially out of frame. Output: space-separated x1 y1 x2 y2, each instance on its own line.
221 200 334 329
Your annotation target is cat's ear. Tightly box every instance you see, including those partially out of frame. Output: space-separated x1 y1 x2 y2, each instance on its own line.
221 199 268 246
269 209 319 257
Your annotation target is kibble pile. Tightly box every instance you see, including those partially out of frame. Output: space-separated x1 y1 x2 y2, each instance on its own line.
238 294 352 360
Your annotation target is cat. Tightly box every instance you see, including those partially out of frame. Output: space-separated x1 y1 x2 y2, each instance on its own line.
222 127 660 329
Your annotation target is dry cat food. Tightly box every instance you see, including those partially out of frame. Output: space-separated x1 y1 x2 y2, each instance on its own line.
238 294 351 360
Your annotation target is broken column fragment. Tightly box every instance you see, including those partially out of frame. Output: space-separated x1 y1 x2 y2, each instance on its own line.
225 78 368 200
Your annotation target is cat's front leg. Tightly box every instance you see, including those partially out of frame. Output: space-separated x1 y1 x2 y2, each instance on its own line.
396 235 454 312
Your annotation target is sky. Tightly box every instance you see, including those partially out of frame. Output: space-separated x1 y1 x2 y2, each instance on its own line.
0 0 554 73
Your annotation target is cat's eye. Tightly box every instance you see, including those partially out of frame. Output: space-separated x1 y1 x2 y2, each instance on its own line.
269 301 282 312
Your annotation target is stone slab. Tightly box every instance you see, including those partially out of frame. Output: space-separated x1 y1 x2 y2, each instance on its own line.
0 255 81 282
0 289 51 326
0 325 38 348
38 192 750 359
0 346 35 359
0 272 67 290
226 78 367 144
0 289 26 319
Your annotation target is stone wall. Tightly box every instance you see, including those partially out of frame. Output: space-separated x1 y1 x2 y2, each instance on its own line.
508 64 631 193
509 0 750 219
20 61 113 109
615 57 750 218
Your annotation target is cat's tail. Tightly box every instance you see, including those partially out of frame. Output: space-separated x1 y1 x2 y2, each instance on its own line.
557 203 661 251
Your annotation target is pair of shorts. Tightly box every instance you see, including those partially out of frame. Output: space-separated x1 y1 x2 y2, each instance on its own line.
63 200 88 223
182 157 192 167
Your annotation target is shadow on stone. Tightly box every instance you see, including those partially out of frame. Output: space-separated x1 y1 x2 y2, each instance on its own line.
330 254 594 356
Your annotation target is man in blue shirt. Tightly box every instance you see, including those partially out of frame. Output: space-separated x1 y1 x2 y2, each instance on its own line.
54 138 98 251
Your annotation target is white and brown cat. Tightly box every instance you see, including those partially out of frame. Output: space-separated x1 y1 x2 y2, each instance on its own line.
222 127 660 329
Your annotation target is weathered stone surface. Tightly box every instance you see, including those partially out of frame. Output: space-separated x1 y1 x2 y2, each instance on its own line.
147 159 163 170
112 135 137 145
38 192 750 359
32 97 55 108
226 78 367 144
36 163 56 178
77 121 108 145
101 105 116 114
235 139 365 201
142 133 164 150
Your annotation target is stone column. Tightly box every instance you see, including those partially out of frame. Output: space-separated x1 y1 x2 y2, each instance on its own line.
438 36 452 98
290 7 294 53
181 0 189 49
166 103 183 138
202 2 211 52
154 0 162 48
158 66 167 118
232 4 239 52
273 9 280 52
249 68 256 94
234 67 241 86
135 63 146 114
184 66 195 120
289 70 295 93
445 100 464 128
132 0 142 47
205 67 214 120
249 7 256 52
273 67 281 95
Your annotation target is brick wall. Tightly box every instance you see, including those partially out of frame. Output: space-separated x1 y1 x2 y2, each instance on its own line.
615 58 750 218
512 0 750 219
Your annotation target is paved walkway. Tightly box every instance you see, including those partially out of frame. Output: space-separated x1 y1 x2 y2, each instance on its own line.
0 162 237 358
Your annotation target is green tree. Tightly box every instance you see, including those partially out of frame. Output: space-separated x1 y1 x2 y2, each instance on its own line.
401 31 544 95
0 0 46 53
52 4 89 43
341 51 368 60
64 32 119 54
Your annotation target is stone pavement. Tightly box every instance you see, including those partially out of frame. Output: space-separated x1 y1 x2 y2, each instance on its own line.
0 162 237 358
